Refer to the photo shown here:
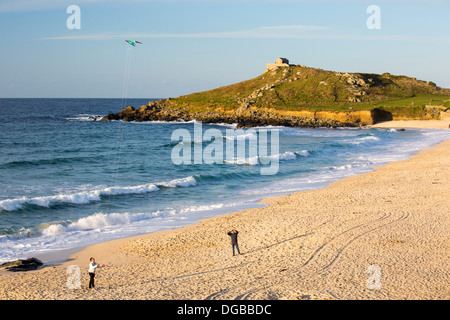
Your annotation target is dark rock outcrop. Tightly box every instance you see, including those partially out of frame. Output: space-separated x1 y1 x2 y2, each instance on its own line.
0 257 44 272
371 108 393 124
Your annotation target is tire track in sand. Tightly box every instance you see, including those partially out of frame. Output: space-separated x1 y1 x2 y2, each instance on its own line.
227 211 409 300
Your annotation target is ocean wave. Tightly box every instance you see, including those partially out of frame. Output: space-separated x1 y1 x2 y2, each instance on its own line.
344 135 382 145
294 150 310 157
40 212 154 236
224 150 309 166
0 176 197 212
224 156 260 166
16 202 238 238
162 131 259 148
161 139 206 148
330 164 354 171
65 114 105 122
223 132 258 141
157 176 197 188
0 211 172 240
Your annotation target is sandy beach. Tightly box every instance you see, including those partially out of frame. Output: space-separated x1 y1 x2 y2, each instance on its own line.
0 121 449 300
371 120 450 130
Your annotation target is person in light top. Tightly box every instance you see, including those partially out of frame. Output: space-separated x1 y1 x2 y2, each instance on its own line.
88 257 105 289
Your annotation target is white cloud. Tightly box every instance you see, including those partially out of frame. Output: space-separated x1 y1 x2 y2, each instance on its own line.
41 25 329 40
40 24 450 43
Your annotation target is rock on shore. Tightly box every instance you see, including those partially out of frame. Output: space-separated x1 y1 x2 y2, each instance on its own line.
0 257 43 272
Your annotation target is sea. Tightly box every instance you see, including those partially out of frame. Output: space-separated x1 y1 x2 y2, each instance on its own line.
1 98 450 263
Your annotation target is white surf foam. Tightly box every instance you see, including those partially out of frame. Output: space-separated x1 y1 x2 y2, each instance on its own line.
66 114 104 122
224 150 309 166
224 132 258 141
0 176 197 211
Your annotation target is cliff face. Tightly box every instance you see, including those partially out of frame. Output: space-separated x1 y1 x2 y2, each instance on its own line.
265 109 392 126
102 102 392 128
103 63 449 127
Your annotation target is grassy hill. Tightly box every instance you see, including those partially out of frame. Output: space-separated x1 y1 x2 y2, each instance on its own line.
104 64 450 127
172 65 450 114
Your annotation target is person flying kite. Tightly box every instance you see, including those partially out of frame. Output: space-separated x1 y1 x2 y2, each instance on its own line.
125 40 142 47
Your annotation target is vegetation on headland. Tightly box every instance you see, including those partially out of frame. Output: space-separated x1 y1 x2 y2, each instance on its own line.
103 63 450 127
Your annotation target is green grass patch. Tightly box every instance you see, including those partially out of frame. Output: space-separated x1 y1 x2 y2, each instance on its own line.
373 94 450 108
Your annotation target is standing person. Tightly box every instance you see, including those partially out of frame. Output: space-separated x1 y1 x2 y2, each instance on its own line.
227 229 241 256
88 257 105 289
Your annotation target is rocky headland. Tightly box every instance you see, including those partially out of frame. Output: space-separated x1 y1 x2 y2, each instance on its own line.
102 58 450 128
102 102 395 128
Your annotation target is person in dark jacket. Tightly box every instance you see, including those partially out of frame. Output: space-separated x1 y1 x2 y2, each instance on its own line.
227 229 241 256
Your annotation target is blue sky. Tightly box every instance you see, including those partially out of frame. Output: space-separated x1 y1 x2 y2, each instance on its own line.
1 0 449 98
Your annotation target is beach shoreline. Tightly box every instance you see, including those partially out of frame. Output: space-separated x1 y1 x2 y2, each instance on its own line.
1 120 449 300
28 119 449 267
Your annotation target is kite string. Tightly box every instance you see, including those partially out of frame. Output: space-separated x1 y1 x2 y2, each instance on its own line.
107 46 133 209
121 46 133 111
115 46 133 180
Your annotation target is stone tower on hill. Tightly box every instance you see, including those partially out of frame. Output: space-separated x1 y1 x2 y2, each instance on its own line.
265 57 290 72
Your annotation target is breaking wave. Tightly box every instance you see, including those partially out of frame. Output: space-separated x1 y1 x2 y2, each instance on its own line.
0 176 197 212
224 150 309 165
